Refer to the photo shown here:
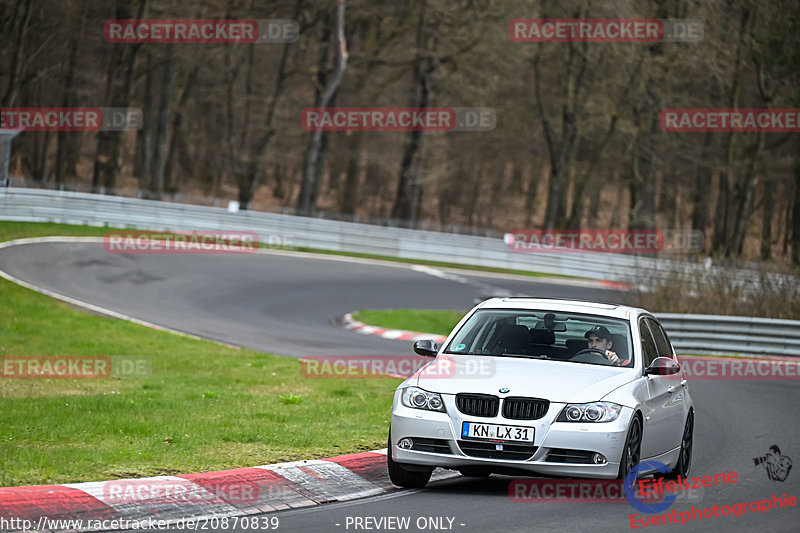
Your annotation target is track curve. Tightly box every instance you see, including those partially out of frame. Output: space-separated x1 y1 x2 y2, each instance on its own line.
0 239 626 357
1 239 798 533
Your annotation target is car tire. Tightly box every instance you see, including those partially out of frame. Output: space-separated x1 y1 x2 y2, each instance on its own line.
617 414 642 481
661 411 693 480
387 431 432 488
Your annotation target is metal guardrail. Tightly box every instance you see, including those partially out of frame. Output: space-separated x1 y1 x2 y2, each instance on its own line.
1 188 798 289
657 314 800 358
0 187 737 282
2 176 516 237
1 188 799 358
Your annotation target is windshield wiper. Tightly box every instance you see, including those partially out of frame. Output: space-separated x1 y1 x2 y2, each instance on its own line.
445 353 551 359
500 353 545 359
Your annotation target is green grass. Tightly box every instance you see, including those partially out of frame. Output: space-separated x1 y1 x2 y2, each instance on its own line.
0 221 402 486
353 309 466 337
0 221 111 241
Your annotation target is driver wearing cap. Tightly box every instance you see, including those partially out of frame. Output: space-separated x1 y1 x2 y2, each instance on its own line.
585 326 629 366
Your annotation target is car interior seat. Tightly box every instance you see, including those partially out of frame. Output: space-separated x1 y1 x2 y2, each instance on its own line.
530 329 555 345
610 334 629 362
498 324 532 354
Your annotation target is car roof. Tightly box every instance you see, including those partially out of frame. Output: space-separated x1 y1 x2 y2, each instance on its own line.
474 297 647 321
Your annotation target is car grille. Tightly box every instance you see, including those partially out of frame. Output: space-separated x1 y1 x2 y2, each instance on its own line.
456 393 499 418
410 438 452 454
502 397 549 420
546 448 595 464
457 440 538 461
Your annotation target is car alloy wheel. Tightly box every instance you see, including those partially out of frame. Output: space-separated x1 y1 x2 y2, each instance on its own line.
663 411 693 479
617 415 642 480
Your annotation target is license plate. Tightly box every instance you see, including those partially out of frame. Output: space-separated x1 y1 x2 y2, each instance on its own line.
461 422 534 443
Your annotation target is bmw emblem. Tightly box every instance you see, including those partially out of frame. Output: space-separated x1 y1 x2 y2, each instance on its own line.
499 388 509 393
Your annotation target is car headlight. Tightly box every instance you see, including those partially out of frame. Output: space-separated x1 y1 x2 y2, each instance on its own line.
556 402 622 423
401 387 446 413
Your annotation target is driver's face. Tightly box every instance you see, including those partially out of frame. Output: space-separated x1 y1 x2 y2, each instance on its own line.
587 334 612 350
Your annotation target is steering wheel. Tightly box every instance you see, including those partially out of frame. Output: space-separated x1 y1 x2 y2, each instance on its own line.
574 348 607 358
571 347 612 364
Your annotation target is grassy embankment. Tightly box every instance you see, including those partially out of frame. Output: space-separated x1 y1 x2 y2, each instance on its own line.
0 222 402 486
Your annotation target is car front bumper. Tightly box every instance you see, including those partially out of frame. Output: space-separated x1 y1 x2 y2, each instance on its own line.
391 394 634 479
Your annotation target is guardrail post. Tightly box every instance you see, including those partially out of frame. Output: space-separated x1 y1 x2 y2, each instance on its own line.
0 129 23 187
0 128 24 187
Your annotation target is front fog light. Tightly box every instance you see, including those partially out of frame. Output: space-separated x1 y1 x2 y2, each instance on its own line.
398 438 413 449
592 453 607 464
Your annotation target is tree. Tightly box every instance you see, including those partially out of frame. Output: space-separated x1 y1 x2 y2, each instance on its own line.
297 0 348 214
146 42 177 199
92 0 147 193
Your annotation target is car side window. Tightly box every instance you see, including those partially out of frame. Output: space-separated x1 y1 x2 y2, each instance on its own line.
647 318 673 358
639 318 659 368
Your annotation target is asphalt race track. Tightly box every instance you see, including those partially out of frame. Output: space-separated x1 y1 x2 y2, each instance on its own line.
0 240 627 357
1 240 798 533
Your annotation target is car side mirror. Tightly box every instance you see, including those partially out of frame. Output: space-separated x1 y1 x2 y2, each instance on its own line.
645 356 681 376
413 339 438 358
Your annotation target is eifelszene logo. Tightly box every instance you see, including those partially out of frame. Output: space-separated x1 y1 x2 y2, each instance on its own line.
625 461 678 513
624 461 737 514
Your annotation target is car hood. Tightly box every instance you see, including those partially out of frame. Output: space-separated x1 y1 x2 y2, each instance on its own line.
415 355 635 403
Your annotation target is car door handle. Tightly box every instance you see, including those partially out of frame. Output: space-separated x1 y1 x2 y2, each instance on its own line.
667 385 676 393
680 379 687 387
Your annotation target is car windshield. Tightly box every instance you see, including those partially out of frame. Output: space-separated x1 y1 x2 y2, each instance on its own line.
444 309 634 367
